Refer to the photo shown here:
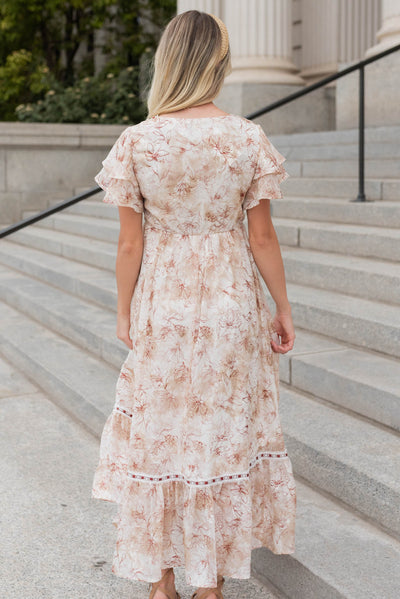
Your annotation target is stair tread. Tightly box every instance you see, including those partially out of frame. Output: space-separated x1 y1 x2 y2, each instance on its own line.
2 265 398 412
0 238 116 286
1 289 399 499
9 221 117 265
0 265 124 367
282 174 400 183
2 236 399 319
1 262 398 493
281 245 400 274
284 281 400 320
32 211 119 229
0 302 117 424
9 223 117 253
260 478 400 599
273 216 400 236
280 386 400 492
287 328 400 396
15 217 400 277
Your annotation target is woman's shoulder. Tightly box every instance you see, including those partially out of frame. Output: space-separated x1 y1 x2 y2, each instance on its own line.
118 114 260 147
135 113 257 125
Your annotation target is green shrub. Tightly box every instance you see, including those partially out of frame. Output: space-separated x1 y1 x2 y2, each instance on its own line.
0 50 57 121
16 65 148 124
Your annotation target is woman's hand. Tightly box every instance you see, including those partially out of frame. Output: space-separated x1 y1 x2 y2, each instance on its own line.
270 309 295 354
116 313 133 350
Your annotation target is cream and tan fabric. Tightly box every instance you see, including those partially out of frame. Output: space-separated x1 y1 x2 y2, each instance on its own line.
92 114 296 588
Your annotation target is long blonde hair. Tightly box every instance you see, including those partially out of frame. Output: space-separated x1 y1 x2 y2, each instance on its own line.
146 10 232 119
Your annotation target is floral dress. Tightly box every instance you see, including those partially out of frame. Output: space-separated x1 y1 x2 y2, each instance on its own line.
91 113 296 588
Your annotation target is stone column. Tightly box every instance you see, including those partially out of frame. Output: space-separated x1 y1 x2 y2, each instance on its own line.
223 0 303 85
178 0 222 16
220 0 338 134
352 0 400 128
300 0 381 84
336 0 400 129
365 0 400 56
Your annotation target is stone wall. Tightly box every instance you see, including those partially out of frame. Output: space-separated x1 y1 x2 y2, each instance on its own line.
0 122 126 225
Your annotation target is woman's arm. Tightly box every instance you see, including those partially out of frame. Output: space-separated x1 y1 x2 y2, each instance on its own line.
115 206 144 348
247 198 295 353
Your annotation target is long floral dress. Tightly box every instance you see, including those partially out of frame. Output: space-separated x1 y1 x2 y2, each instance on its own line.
91 113 296 588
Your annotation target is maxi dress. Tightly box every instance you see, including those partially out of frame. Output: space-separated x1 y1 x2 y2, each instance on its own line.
91 113 297 588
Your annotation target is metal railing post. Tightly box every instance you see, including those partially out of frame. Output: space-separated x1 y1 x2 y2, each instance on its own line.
353 64 366 202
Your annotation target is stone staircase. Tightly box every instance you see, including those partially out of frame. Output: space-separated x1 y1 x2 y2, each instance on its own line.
0 125 399 599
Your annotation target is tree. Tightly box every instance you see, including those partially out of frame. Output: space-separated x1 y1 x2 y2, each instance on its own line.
0 0 176 121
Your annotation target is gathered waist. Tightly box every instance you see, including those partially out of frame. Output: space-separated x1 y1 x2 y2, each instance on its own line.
144 223 244 236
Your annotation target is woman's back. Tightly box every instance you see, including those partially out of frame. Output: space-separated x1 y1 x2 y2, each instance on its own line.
96 114 289 234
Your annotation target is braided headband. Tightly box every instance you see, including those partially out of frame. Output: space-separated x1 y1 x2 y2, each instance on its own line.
209 14 229 61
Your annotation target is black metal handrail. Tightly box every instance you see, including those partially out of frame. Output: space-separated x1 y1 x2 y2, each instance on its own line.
1 41 399 239
245 42 400 203
0 186 101 238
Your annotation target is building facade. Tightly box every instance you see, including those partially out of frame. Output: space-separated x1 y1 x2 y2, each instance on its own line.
177 0 400 133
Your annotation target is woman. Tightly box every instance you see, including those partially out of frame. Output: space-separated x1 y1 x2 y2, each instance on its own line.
92 10 296 599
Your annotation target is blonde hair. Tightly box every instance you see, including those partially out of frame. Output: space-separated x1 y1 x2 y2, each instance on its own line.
146 10 232 119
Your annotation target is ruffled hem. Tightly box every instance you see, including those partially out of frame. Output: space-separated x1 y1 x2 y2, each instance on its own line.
95 166 144 213
94 126 144 213
243 124 290 211
92 438 296 587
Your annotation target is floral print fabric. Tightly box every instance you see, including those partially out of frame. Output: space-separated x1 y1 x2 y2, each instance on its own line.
91 114 296 588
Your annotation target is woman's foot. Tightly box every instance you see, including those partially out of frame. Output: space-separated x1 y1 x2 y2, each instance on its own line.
193 591 218 599
192 575 224 598
152 567 177 599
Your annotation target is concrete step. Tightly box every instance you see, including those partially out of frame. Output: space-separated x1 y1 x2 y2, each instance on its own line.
39 194 400 231
262 280 400 359
0 302 117 437
271 197 400 228
0 266 125 369
279 385 400 537
280 142 400 161
12 223 399 305
279 328 400 433
60 196 400 230
302 158 400 179
270 124 400 147
0 240 117 311
1 266 398 434
253 478 400 599
281 176 400 201
5 225 117 272
64 196 121 222
23 211 120 243
1 237 398 361
273 217 400 261
281 246 400 303
22 205 400 263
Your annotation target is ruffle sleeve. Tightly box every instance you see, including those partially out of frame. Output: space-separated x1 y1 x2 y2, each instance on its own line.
94 126 144 213
243 124 290 211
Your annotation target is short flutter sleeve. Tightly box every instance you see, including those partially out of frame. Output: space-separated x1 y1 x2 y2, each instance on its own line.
243 124 290 211
94 127 144 213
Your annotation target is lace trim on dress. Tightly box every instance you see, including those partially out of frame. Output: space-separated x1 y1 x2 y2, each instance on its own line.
114 405 289 488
